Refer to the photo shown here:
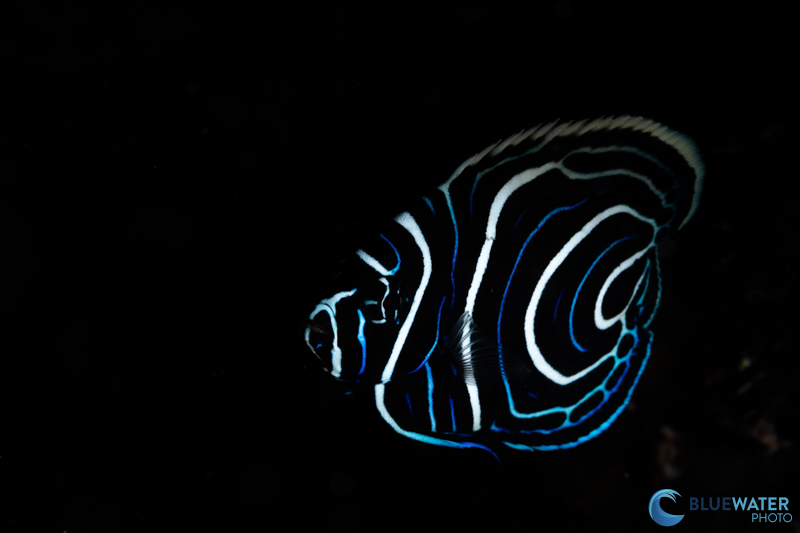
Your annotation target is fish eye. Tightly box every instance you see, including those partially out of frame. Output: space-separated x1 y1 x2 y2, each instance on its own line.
358 277 409 326
384 284 405 313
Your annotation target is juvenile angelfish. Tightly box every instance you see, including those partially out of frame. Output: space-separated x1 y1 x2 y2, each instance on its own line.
304 116 703 453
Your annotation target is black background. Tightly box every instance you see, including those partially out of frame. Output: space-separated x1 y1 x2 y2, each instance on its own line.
4 1 798 531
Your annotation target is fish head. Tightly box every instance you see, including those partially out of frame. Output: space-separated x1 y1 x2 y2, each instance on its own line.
304 244 409 383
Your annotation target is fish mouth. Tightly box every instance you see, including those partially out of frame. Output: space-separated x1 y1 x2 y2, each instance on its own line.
303 314 336 372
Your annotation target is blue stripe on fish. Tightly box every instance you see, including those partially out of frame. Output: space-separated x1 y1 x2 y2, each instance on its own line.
304 116 704 453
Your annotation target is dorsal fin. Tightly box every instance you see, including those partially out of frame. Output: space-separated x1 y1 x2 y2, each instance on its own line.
456 116 705 230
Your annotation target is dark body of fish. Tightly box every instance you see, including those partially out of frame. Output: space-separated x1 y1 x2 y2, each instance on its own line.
304 116 703 453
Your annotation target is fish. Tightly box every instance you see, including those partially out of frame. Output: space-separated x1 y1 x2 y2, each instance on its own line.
304 116 703 454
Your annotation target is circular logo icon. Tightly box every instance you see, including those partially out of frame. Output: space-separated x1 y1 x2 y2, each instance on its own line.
649 489 685 527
